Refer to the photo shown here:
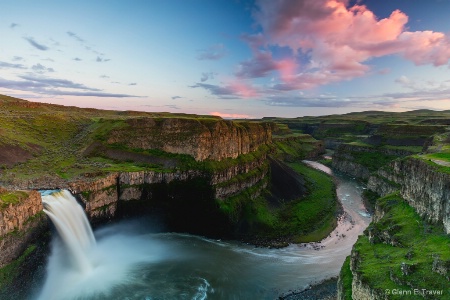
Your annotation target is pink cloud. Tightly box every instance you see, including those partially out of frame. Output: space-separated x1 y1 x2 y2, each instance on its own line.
210 111 251 119
229 80 259 98
238 0 450 90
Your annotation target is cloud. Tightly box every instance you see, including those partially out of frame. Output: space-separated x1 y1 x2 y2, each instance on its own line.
18 75 99 90
10 23 19 29
395 75 412 87
200 72 216 82
128 83 137 86
67 31 84 42
190 83 237 98
23 37 49 51
191 80 259 98
31 63 55 74
96 56 111 62
164 104 180 110
0 61 26 69
210 111 251 119
265 94 366 107
0 76 139 98
100 75 110 79
235 51 278 78
43 90 139 97
73 57 82 61
171 96 182 100
234 0 450 91
12 56 24 61
197 44 227 60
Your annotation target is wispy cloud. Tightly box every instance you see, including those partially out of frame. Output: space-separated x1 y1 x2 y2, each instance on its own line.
200 72 216 82
43 90 139 97
190 82 239 98
197 44 227 60
164 104 180 110
66 31 84 42
128 82 137 86
23 37 49 51
171 96 182 100
73 57 82 61
31 63 55 74
12 56 24 61
9 23 19 29
190 80 258 98
18 75 99 91
0 75 139 98
0 61 26 69
96 56 111 62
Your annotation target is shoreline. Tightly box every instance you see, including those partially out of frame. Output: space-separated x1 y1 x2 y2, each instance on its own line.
278 277 338 300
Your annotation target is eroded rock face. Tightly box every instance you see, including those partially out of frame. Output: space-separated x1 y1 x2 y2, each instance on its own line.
368 158 450 233
68 155 270 220
332 144 414 181
0 190 45 267
105 118 272 161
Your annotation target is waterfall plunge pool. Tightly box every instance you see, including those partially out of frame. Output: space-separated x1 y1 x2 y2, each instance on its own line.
25 162 371 299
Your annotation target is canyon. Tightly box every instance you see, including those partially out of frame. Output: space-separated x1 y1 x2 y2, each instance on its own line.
1 96 449 299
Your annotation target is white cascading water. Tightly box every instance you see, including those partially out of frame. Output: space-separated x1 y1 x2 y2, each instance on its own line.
42 190 96 274
33 165 371 299
37 190 170 300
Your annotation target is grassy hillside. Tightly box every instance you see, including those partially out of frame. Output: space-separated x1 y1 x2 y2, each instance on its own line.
0 95 226 184
349 193 449 297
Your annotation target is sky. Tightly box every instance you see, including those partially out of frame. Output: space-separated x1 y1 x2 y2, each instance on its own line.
1 0 450 118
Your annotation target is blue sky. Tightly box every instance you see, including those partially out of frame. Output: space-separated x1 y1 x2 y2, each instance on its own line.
1 0 450 118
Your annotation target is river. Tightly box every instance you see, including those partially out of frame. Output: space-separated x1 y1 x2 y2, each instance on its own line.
28 161 371 300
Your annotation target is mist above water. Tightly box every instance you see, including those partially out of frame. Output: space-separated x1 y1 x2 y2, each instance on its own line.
34 162 371 299
38 191 177 300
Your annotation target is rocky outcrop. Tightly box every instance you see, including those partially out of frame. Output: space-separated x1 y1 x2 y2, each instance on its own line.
67 150 269 220
323 138 344 150
106 118 272 161
0 190 45 268
69 173 119 220
368 157 450 233
339 188 450 299
332 144 413 181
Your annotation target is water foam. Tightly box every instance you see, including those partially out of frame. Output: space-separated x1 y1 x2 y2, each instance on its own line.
37 190 171 300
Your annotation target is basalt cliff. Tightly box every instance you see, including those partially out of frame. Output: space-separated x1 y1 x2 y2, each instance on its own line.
0 95 330 274
269 112 450 299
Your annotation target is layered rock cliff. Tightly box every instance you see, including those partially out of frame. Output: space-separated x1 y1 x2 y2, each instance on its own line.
339 157 450 299
0 190 45 267
340 193 449 300
105 118 272 161
68 148 270 221
368 157 450 233
332 143 414 181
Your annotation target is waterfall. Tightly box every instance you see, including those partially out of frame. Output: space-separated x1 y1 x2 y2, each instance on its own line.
37 190 168 300
42 190 96 274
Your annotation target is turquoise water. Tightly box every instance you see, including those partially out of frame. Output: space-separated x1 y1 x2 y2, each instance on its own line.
29 163 370 299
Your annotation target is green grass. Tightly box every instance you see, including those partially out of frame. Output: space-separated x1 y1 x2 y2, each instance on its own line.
217 161 337 243
426 152 450 162
339 256 353 300
217 178 274 227
416 155 450 175
350 151 398 172
0 191 29 209
282 162 337 242
352 193 450 297
273 137 321 161
0 244 36 289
